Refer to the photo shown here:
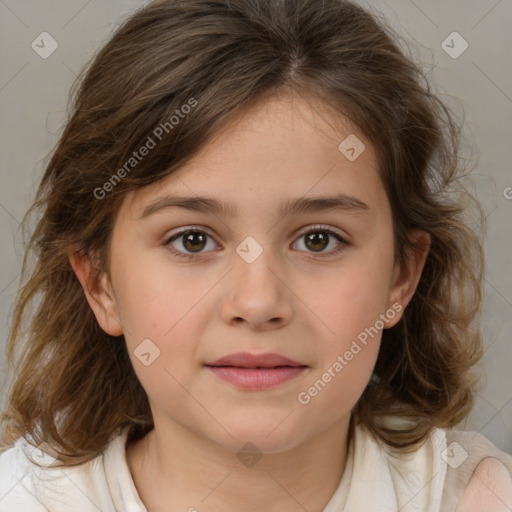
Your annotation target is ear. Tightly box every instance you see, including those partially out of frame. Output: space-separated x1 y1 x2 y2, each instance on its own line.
384 229 431 329
68 244 124 336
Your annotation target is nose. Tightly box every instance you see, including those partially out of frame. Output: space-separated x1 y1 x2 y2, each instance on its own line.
219 240 294 332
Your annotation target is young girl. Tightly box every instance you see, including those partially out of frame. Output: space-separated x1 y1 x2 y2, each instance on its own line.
1 0 511 510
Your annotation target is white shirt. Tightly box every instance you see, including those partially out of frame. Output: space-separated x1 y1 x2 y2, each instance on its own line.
1 422 511 511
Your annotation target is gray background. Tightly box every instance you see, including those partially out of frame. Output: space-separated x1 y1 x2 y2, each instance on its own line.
1 1 511 452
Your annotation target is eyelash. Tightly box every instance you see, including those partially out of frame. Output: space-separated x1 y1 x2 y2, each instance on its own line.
163 224 349 260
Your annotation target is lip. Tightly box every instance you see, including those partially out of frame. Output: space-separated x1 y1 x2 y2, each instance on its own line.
205 352 308 390
206 352 305 368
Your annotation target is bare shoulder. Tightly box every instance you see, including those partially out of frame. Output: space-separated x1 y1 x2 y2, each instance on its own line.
456 457 512 512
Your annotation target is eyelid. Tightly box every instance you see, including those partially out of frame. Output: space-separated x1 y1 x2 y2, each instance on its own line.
295 223 349 242
164 224 349 244
165 224 216 238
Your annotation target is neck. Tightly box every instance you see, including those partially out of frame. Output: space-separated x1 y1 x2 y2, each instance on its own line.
127 416 353 512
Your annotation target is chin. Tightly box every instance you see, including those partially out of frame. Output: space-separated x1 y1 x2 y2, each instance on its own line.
212 422 305 455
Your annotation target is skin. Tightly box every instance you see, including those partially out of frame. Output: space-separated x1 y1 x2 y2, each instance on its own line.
69 91 430 512
456 458 512 512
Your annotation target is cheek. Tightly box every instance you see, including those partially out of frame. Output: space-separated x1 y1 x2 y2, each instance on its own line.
298 326 381 416
115 255 215 339
296 346 380 431
304 258 393 340
116 265 218 392
331 348 379 410
296 249 391 402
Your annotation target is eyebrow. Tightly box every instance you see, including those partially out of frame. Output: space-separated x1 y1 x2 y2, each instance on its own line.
140 194 370 219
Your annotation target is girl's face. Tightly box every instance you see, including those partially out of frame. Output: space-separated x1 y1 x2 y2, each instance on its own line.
75 92 428 453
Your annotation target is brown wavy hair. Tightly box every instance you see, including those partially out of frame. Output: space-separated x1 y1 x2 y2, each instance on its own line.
0 0 485 466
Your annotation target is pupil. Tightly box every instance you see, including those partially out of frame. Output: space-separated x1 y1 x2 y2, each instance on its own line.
184 232 206 252
306 232 328 252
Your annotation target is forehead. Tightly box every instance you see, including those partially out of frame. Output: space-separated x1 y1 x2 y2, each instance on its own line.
118 92 387 221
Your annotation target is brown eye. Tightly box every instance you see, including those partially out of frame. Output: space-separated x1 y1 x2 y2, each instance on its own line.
165 228 217 258
293 226 348 256
304 231 330 252
182 231 207 252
